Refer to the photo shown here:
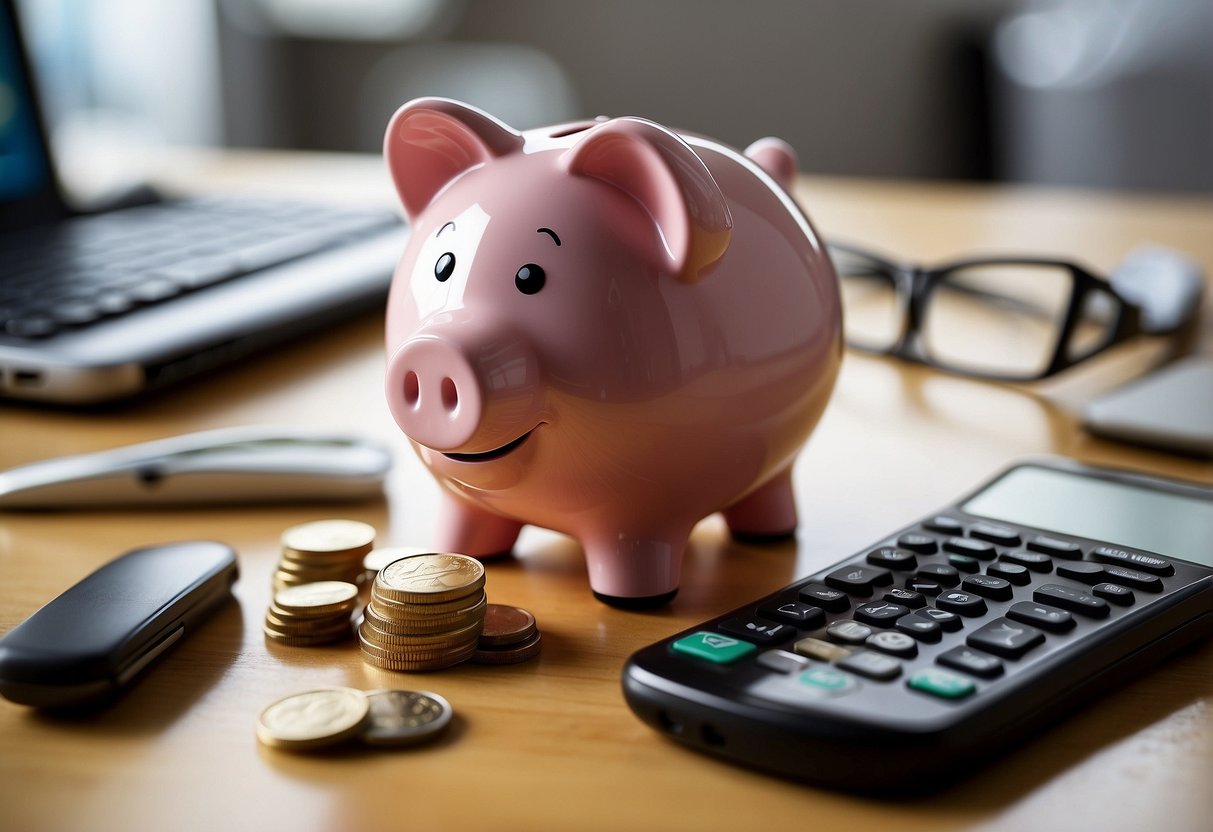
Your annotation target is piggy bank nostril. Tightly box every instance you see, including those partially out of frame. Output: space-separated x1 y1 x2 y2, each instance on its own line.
440 377 459 413
403 371 420 408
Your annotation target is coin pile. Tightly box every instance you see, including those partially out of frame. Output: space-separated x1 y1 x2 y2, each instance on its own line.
472 604 543 665
359 553 488 671
272 519 375 591
256 687 453 753
264 581 358 646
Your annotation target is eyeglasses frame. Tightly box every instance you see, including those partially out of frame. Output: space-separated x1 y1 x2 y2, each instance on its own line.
827 242 1145 382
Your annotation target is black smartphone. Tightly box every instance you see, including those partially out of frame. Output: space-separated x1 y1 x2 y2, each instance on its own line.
623 458 1213 793
0 541 238 708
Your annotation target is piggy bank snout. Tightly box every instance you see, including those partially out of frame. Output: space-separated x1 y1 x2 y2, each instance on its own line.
386 336 484 451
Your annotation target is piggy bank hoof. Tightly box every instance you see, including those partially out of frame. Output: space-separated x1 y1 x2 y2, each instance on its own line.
592 588 679 609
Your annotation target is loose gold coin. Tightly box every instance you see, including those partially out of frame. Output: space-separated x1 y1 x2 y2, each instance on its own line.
256 688 369 751
274 581 359 615
282 519 376 555
377 554 485 604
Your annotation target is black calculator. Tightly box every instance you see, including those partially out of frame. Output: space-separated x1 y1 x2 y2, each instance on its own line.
622 458 1213 792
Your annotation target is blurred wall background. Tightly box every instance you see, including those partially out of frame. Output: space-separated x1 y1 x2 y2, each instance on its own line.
15 0 1213 200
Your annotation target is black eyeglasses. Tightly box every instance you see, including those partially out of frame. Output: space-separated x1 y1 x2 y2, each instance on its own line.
827 242 1203 382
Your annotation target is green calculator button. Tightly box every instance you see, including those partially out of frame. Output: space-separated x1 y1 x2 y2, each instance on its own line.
671 631 756 664
908 668 976 700
798 667 857 693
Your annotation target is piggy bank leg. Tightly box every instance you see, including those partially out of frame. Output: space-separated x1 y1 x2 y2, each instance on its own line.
583 529 691 608
435 493 523 559
723 467 798 542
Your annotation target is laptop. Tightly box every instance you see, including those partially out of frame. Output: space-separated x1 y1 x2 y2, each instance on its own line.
0 0 408 405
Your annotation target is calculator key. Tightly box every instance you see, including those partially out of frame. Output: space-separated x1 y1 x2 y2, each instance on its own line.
865 631 918 658
719 616 796 645
895 614 942 642
936 590 988 617
1034 584 1110 618
908 668 976 700
948 554 980 574
866 547 917 570
1027 535 1082 560
826 620 873 645
796 666 859 696
905 578 943 597
923 516 964 534
1093 583 1135 606
937 645 1004 679
1000 550 1053 572
799 583 850 612
1101 565 1164 592
758 601 827 628
1090 545 1174 576
883 588 926 609
824 565 893 595
793 637 851 662
897 533 938 554
961 574 1013 601
918 607 963 631
916 563 960 587
1056 562 1106 585
967 617 1045 659
968 522 1021 547
837 650 902 681
752 667 859 704
943 536 997 560
854 601 910 627
672 632 756 664
986 561 1030 586
756 649 810 674
1006 600 1075 633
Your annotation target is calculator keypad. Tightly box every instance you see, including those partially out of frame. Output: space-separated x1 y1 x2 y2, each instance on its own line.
665 512 1191 708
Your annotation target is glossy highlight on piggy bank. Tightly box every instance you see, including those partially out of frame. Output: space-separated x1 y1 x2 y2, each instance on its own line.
383 98 842 606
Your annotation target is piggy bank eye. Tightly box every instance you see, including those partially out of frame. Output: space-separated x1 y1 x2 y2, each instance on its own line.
434 252 456 282
515 263 545 295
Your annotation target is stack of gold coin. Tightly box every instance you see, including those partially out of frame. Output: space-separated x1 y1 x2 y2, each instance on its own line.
359 553 487 671
264 581 359 646
273 519 376 591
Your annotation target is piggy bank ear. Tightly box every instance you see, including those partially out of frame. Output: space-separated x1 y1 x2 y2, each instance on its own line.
384 97 524 221
563 118 732 283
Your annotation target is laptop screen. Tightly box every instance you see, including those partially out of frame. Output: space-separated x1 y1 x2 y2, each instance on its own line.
1 0 64 228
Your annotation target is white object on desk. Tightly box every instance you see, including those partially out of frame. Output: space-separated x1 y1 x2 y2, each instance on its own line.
0 426 392 508
1083 356 1213 458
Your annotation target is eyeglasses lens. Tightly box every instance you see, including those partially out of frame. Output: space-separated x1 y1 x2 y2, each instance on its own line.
920 264 1073 378
834 250 900 351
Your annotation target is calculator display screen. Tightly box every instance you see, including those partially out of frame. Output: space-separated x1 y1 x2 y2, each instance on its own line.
963 466 1213 566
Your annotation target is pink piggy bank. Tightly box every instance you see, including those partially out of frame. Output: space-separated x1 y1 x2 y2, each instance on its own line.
383 98 841 606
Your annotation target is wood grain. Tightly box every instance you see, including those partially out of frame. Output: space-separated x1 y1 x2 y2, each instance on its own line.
2 154 1211 832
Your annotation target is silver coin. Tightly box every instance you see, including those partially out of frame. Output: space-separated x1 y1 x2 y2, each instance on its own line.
360 689 453 747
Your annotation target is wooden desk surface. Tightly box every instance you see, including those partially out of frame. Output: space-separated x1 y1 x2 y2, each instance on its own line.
2 154 1211 832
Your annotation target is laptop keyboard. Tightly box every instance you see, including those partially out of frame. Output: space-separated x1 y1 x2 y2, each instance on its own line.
0 197 401 339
